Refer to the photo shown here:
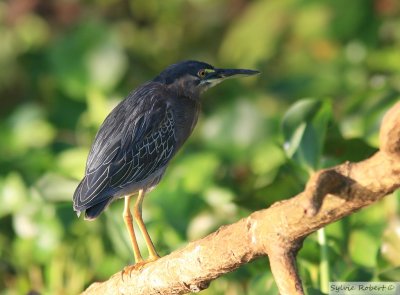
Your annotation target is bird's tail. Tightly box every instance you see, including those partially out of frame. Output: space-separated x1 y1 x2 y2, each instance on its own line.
72 178 112 220
84 198 112 220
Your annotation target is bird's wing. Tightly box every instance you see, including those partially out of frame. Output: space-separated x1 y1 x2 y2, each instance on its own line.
73 86 176 210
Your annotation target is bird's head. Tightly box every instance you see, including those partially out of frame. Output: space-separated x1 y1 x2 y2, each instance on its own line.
153 60 259 100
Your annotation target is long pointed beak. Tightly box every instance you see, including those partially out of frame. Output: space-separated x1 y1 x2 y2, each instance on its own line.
202 68 260 86
214 68 260 79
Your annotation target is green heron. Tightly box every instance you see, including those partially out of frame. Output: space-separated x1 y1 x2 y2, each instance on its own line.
73 60 259 272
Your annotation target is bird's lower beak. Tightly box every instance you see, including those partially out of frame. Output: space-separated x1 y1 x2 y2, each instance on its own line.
214 68 260 79
202 68 260 87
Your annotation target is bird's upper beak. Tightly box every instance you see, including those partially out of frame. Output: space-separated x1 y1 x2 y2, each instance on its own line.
214 68 260 79
201 68 260 87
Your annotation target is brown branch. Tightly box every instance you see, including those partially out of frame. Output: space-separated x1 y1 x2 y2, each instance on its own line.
82 102 400 295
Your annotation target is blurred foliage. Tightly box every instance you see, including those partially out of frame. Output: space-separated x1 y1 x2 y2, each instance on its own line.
0 0 400 294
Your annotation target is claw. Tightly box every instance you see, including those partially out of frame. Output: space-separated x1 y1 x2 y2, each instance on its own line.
121 256 160 281
121 262 145 281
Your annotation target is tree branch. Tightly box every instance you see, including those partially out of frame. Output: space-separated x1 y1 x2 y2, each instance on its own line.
82 102 400 295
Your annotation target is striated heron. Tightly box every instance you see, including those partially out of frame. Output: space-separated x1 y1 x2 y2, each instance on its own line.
73 60 259 272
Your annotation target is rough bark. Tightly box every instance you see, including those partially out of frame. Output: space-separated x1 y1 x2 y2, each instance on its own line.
82 102 400 295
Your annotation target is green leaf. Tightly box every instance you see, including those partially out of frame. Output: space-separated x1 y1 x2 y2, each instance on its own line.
0 173 28 217
378 216 400 268
349 230 379 268
248 271 278 295
282 98 332 171
219 0 295 67
34 173 79 202
56 148 88 180
378 267 400 281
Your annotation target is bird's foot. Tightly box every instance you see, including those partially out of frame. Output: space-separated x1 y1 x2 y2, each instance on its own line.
121 256 160 280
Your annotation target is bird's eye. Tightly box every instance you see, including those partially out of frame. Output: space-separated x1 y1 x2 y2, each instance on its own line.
198 69 207 78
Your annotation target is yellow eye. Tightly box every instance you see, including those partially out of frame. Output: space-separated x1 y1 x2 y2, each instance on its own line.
198 69 206 78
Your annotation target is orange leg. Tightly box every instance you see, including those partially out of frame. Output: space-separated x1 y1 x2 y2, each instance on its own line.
122 195 143 263
134 189 160 260
122 191 159 276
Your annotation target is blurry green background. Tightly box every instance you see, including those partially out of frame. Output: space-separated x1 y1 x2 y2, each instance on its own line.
1 0 400 294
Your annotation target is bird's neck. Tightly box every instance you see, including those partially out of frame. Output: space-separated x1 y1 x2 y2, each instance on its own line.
167 78 202 102
168 94 201 149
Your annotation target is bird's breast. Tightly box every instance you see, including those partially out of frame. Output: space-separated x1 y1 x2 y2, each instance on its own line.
171 98 201 149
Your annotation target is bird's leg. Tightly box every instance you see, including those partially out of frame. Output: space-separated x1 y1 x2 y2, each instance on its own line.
122 195 143 264
134 189 160 261
121 191 159 277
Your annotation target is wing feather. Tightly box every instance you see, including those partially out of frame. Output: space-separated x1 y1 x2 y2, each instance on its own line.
73 83 177 211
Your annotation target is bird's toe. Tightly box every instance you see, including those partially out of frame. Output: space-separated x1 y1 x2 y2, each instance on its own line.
121 257 160 281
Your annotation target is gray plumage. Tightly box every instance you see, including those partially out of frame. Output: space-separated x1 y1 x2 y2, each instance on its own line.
72 60 259 220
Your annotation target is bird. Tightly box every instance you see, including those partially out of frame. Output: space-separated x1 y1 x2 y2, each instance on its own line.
72 60 259 273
